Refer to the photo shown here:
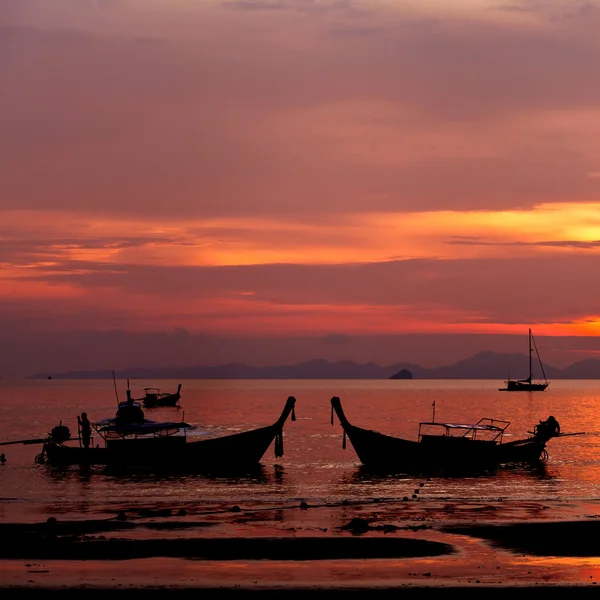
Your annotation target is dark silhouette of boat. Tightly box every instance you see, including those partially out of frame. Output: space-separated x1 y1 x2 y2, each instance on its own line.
499 328 549 391
23 396 297 471
330 396 570 474
126 383 182 408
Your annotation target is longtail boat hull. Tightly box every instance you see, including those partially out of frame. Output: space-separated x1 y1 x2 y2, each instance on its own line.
41 444 108 466
330 396 557 474
496 437 548 464
37 396 297 471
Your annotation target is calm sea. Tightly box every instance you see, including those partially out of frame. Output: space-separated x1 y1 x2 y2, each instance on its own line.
1 378 599 523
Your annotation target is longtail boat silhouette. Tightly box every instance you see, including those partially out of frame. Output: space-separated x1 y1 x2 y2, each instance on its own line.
126 382 182 408
1 396 297 472
330 396 580 474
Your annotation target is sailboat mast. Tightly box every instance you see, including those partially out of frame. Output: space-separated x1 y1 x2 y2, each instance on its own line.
529 328 533 381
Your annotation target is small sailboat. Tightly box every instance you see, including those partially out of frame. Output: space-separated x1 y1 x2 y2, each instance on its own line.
499 328 549 392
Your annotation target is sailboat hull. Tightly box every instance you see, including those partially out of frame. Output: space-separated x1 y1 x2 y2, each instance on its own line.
499 328 549 392
499 381 548 392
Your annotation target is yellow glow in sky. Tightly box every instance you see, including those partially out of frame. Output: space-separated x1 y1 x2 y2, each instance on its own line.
3 202 600 274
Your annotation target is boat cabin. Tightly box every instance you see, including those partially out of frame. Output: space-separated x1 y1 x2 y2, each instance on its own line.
90 419 196 463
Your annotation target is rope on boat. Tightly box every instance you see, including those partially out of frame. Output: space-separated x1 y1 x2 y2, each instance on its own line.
273 403 297 458
274 432 284 457
35 443 48 464
330 404 346 449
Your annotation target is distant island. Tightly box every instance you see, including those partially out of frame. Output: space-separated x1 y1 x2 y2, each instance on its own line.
29 351 600 379
389 369 413 379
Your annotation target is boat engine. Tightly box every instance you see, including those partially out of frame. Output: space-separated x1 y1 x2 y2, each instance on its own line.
49 424 71 443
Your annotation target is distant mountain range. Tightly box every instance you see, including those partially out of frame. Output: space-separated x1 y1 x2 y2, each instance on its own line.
30 351 600 379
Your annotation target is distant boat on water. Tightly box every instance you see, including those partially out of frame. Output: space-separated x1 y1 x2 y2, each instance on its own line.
127 383 182 408
499 328 549 392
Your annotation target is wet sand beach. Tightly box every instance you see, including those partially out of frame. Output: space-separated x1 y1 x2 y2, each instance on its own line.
2 497 600 595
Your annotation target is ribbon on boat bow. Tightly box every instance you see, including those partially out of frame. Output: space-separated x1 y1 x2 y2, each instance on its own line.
330 405 347 449
273 401 296 458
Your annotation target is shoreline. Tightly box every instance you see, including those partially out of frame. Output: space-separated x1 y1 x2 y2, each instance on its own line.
1 498 600 591
2 586 600 595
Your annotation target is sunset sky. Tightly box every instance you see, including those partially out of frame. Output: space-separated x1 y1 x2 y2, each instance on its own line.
2 0 600 377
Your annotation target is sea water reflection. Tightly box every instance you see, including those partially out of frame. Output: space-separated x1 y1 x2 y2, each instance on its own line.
1 378 599 522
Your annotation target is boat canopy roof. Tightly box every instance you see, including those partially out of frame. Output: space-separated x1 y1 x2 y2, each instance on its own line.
418 417 510 442
118 400 142 408
93 419 194 435
419 421 507 432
